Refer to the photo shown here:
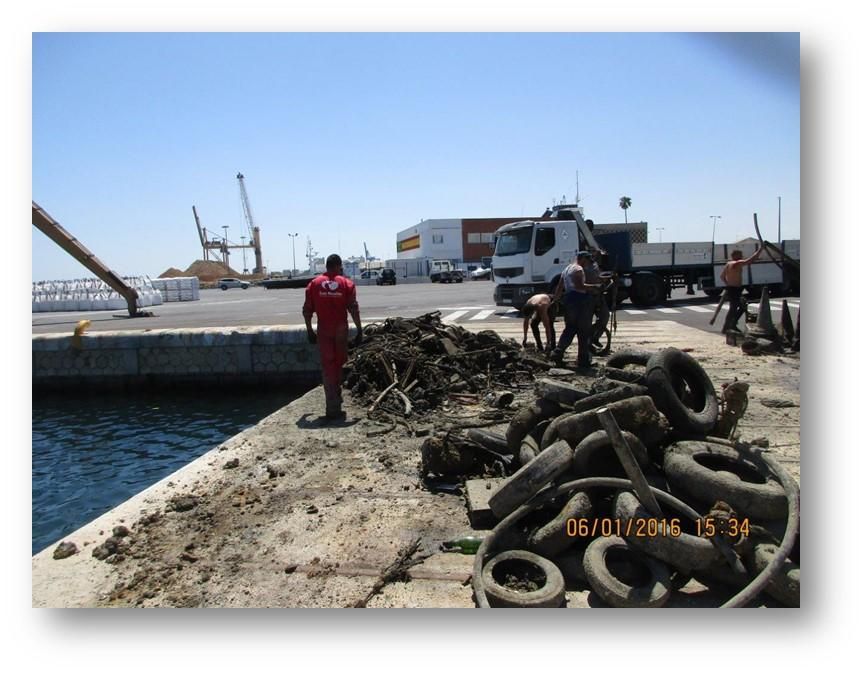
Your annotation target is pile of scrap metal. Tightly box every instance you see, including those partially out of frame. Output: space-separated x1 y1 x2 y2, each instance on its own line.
345 311 551 421
451 347 800 608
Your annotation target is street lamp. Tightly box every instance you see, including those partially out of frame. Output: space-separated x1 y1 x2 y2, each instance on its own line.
710 216 721 242
657 227 665 242
288 233 299 276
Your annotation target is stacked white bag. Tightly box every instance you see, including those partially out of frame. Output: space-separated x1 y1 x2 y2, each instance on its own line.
150 276 200 302
32 276 165 312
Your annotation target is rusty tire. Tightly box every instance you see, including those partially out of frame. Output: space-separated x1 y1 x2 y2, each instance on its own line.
583 536 672 608
481 550 566 608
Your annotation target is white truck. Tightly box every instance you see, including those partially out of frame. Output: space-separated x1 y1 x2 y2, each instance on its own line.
492 205 799 308
428 259 456 283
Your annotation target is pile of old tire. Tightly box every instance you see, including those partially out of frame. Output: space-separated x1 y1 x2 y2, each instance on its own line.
474 347 799 608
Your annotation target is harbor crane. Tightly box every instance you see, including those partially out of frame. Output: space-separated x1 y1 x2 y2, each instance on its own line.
236 173 264 274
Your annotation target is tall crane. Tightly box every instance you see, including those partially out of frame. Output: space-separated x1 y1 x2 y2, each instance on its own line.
363 242 372 262
236 172 264 274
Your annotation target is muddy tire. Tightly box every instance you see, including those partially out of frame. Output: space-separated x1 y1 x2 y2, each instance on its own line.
572 430 649 477
663 441 787 520
606 350 652 370
554 395 669 452
528 491 594 557
506 398 565 455
645 348 718 434
488 440 574 519
612 490 722 571
583 536 672 608
604 367 647 386
466 429 509 455
518 435 540 467
747 543 800 607
481 550 566 608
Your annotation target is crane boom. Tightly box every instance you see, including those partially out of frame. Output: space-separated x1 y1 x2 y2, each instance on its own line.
236 172 264 274
236 172 256 240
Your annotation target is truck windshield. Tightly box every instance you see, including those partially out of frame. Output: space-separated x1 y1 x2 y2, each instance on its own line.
495 227 533 256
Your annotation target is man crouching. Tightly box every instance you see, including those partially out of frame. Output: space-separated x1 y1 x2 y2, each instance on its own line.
521 293 558 355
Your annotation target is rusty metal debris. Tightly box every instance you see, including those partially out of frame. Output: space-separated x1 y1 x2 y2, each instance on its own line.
345 312 551 422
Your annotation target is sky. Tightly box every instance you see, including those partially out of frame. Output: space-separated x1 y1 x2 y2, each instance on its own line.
31 32 799 280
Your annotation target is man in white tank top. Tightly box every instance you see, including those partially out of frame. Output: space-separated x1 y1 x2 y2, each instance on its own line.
550 251 602 368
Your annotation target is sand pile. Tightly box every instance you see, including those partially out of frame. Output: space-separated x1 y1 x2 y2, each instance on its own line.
183 260 238 281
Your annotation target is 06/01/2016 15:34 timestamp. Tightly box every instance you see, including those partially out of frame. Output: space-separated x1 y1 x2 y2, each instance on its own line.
565 517 751 539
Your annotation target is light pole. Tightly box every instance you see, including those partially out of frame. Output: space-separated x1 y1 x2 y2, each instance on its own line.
288 233 299 276
710 215 721 242
222 226 229 267
777 196 781 243
657 227 665 242
240 235 248 274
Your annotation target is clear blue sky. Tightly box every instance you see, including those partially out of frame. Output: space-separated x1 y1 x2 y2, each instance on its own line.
32 32 799 280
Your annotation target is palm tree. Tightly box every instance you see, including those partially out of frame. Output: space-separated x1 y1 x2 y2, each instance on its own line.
619 196 632 224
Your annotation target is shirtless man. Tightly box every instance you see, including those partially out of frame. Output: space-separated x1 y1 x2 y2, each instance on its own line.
521 293 557 354
720 244 765 332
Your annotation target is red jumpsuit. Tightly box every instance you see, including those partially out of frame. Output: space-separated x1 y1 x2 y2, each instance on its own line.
302 273 358 415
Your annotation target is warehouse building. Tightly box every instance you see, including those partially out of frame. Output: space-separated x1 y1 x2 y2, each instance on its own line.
391 212 644 278
391 216 531 277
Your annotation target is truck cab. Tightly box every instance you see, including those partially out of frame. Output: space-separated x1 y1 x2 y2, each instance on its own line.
492 206 597 308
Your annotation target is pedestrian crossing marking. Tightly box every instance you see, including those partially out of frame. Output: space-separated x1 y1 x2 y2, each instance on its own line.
684 306 715 313
624 309 647 315
441 310 470 322
470 309 496 321
656 308 681 314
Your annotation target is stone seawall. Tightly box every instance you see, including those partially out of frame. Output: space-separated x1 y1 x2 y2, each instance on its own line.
32 326 324 390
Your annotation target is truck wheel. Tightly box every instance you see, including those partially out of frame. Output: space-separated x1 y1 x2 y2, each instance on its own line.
703 288 723 299
629 272 665 306
481 550 566 608
583 536 672 608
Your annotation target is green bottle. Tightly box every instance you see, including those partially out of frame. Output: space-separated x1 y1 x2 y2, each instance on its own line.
442 535 483 554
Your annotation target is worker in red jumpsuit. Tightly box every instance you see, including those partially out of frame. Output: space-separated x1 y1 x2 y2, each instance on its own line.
303 254 363 419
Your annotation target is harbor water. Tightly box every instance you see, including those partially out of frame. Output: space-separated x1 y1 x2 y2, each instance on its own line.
32 389 300 555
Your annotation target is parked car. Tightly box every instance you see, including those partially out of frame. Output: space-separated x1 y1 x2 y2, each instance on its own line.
376 268 397 286
439 270 463 284
471 267 492 280
360 269 381 280
217 277 250 290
